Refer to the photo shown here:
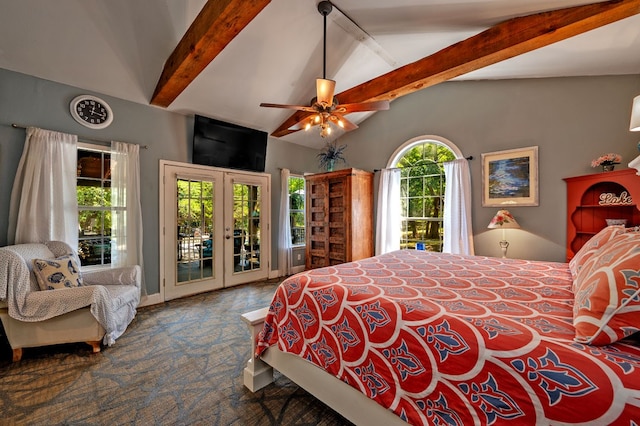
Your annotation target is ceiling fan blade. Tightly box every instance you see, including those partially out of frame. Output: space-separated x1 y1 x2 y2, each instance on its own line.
316 78 336 106
335 100 390 114
329 113 358 131
260 102 316 112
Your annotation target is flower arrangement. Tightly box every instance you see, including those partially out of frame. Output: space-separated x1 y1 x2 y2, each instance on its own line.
317 142 347 171
591 153 622 168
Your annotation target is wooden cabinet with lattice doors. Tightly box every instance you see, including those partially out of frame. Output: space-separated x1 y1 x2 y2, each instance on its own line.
564 168 640 261
305 168 374 270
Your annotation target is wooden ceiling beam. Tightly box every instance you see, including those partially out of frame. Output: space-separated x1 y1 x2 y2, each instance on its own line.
151 0 271 107
272 0 640 137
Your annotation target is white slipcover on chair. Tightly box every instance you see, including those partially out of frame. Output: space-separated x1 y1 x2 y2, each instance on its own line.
0 241 141 361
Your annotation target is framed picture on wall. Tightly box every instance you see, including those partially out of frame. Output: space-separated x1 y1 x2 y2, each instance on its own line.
481 146 539 207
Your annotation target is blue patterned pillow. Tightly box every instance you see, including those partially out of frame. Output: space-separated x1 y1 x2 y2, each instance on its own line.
32 255 83 290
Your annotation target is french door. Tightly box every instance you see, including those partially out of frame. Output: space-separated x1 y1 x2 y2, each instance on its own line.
161 161 270 300
223 173 270 287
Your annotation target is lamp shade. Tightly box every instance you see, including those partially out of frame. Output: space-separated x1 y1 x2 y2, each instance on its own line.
631 95 640 132
316 78 336 106
487 210 520 229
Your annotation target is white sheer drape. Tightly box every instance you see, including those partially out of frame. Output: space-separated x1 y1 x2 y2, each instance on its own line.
375 168 401 255
443 158 474 255
8 127 78 246
278 168 293 276
111 141 145 291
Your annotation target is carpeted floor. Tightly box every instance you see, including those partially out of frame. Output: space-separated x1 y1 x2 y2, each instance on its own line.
0 279 354 425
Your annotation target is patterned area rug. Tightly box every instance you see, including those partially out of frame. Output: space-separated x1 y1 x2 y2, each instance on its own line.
0 279 353 425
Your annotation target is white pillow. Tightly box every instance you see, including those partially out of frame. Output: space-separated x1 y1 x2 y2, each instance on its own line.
32 255 83 290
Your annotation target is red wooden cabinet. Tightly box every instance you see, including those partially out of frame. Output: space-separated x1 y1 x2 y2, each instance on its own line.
564 168 640 261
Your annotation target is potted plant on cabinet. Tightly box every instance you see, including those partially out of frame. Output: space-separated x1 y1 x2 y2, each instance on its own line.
317 142 347 172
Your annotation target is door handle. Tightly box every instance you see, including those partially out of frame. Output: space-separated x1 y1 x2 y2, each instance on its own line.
225 235 231 240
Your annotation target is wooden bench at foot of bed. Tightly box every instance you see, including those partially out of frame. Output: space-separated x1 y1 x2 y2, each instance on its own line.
241 308 404 425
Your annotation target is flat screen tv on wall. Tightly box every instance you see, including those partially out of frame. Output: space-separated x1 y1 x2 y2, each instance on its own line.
192 115 268 173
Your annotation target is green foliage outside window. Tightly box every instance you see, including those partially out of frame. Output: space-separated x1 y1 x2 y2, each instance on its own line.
289 176 305 245
397 142 455 251
177 179 214 233
77 149 114 266
77 186 112 233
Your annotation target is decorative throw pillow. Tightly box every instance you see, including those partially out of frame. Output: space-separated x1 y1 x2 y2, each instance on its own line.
569 225 625 283
32 254 83 291
573 232 640 345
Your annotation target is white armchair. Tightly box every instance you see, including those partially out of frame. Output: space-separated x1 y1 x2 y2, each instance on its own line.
0 241 141 361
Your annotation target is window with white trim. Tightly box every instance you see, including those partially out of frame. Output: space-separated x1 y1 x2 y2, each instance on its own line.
288 175 305 246
394 141 456 251
77 144 118 266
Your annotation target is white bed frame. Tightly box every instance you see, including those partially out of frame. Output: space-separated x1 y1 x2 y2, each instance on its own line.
241 308 405 425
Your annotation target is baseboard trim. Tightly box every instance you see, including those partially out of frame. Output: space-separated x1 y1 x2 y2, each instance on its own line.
139 293 163 307
290 265 305 274
142 267 305 306
269 265 305 279
268 270 280 279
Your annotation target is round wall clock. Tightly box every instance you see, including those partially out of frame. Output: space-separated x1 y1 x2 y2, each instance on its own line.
70 95 113 129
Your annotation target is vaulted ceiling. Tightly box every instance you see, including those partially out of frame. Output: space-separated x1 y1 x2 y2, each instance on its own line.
1 0 639 148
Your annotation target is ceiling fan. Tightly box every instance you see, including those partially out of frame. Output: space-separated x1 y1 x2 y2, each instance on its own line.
260 1 390 138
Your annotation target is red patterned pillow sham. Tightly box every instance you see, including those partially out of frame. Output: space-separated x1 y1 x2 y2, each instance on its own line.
573 231 640 345
569 225 625 283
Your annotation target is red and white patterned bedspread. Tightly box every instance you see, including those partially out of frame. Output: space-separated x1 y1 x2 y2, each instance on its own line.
256 250 640 425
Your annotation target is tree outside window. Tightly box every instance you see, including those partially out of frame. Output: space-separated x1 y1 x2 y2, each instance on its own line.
289 176 305 245
77 147 113 266
396 142 455 251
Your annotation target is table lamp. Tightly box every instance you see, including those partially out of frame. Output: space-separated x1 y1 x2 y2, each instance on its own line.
487 210 520 258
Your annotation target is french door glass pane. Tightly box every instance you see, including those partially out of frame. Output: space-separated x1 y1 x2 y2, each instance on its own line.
177 178 215 283
233 183 261 273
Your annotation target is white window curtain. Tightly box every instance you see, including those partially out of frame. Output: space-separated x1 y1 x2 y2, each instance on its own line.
375 168 401 255
111 141 145 291
8 127 78 246
278 168 293 276
443 158 475 255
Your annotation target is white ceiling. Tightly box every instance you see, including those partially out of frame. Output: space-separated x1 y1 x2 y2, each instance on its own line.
1 0 639 148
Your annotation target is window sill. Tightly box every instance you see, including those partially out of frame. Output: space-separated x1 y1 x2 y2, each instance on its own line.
80 264 111 272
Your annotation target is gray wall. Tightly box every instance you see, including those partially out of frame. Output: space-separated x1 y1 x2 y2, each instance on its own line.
338 75 640 261
266 130 319 270
2 68 639 295
0 68 318 295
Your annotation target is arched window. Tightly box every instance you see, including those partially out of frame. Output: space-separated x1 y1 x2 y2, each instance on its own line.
388 136 462 251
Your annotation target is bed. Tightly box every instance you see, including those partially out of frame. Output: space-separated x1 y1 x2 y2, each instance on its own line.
242 232 640 425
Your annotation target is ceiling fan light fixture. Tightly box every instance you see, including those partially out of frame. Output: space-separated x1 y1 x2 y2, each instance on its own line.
319 124 331 138
260 0 388 139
